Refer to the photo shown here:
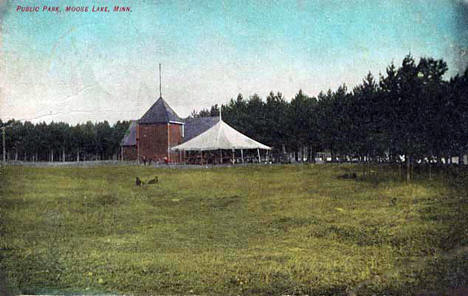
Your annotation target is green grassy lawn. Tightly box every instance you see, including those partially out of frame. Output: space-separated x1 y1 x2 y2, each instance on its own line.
0 164 467 295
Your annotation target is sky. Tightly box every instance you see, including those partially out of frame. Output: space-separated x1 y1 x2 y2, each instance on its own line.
0 0 467 124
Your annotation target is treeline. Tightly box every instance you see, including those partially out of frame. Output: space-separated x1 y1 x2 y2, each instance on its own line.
0 120 130 162
192 55 468 169
1 54 467 171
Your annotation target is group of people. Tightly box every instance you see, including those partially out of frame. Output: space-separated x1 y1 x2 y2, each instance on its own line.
137 151 268 166
139 155 169 166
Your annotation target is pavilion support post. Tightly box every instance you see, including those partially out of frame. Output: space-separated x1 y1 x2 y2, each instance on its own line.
257 148 261 163
220 149 222 164
232 149 234 164
241 149 244 164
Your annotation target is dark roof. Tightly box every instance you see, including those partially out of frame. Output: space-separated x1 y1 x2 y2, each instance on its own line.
120 117 219 146
120 120 137 146
139 97 183 124
183 116 219 142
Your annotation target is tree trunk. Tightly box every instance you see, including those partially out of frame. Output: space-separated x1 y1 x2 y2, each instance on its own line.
51 149 54 162
366 154 370 176
411 160 414 180
429 162 432 180
62 147 66 162
406 154 411 183
76 149 80 162
310 146 316 164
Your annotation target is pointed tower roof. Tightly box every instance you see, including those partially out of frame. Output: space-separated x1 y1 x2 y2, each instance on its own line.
138 97 183 124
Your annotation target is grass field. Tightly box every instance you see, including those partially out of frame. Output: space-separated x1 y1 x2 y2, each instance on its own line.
0 164 467 295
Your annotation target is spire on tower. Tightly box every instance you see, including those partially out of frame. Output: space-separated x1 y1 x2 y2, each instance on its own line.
159 63 162 98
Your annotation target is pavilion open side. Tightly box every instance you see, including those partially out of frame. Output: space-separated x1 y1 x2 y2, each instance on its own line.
171 119 271 165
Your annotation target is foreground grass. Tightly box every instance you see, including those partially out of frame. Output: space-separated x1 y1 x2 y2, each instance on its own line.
0 164 467 295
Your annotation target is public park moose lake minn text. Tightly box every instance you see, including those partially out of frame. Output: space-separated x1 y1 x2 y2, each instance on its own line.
16 3 132 13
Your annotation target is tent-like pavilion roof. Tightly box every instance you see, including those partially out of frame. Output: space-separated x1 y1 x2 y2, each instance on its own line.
172 119 271 151
183 116 219 142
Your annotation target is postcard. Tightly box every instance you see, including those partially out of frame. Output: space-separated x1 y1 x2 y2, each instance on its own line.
0 1 467 295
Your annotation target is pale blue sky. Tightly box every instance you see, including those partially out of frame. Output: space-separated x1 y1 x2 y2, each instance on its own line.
1 0 467 123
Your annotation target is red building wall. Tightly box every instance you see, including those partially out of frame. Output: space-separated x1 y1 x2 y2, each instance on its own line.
137 123 184 163
122 146 137 161
168 123 184 162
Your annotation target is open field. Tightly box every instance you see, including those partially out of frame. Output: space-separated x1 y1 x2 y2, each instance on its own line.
0 164 467 295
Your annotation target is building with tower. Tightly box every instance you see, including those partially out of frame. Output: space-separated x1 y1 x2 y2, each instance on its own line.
120 97 219 163
120 66 270 164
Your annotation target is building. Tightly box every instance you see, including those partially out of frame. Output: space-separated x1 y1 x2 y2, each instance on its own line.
120 97 218 162
172 117 272 164
137 97 185 163
120 120 137 160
